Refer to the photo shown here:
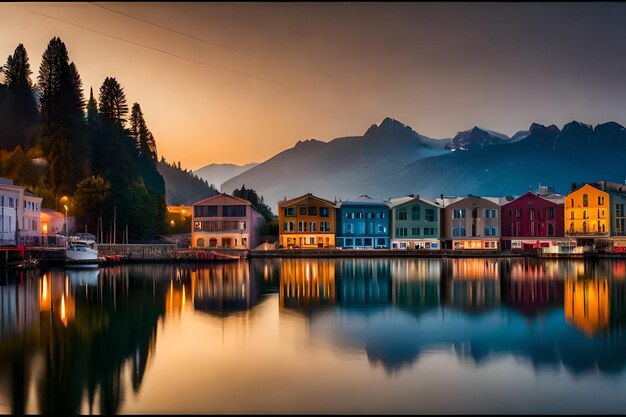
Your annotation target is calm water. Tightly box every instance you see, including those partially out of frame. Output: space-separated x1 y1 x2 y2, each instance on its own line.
1 258 626 414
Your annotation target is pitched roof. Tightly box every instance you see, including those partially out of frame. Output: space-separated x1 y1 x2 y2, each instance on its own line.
387 195 440 209
278 193 338 208
193 192 252 207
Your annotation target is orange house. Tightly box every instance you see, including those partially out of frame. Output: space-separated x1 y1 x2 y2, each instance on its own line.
564 183 609 236
278 193 338 249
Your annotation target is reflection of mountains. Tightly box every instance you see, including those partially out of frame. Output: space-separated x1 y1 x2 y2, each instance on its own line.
279 258 626 376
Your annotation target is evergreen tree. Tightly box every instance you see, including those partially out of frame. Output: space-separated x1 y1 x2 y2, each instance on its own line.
36 37 88 194
0 43 38 150
129 102 157 161
98 77 128 128
86 87 98 127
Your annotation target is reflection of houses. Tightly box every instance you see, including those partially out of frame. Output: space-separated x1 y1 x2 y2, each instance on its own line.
500 191 565 251
387 195 441 250
564 279 610 336
279 258 335 310
336 195 390 249
192 193 265 249
335 259 391 306
440 196 501 250
442 259 501 312
193 262 259 315
0 272 40 338
501 261 563 319
391 260 441 315
278 193 338 249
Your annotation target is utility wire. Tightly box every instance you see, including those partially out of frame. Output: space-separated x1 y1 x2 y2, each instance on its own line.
13 5 278 86
88 2 254 58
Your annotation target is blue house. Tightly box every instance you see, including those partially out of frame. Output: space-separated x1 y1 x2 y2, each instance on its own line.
336 195 390 249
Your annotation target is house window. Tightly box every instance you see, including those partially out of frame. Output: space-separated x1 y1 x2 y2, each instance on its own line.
345 223 353 233
310 222 316 232
377 224 384 233
223 205 246 217
309 237 315 244
411 205 420 221
364 238 372 247
452 227 466 237
484 209 490 218
289 221 295 232
583 221 587 233
548 223 554 236
411 227 420 236
283 222 288 231
319 221 330 231
471 208 478 218
491 209 497 218
548 208 554 220
396 209 407 221
491 227 497 236
396 227 407 237
484 227 490 236
583 210 588 219
425 208 435 222
508 209 512 218
453 209 465 219
355 212 363 219
299 207 306 215
298 221 307 232
570 211 574 220
516 208 521 218
583 194 588 207
285 207 296 217
309 207 317 216
320 207 330 217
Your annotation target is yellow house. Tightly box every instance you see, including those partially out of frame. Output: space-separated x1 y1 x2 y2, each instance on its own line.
278 193 338 249
564 183 609 236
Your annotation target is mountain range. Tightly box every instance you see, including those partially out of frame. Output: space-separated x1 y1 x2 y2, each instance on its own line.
215 117 626 212
193 162 258 189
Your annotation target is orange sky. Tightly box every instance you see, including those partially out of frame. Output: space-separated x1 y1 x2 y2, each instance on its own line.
3 2 626 170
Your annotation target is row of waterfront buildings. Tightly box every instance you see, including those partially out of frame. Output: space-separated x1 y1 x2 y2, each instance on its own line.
191 181 626 253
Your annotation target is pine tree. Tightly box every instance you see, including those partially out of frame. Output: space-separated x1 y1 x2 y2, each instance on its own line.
86 87 98 127
98 77 128 128
36 37 88 194
0 43 38 150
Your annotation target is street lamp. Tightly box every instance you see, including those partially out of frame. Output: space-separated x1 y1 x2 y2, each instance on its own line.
64 204 68 236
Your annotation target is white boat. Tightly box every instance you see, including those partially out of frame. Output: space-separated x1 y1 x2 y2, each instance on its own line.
65 233 101 264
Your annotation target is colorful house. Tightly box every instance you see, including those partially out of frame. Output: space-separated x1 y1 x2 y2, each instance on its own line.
278 193 338 249
336 195 389 249
440 195 501 250
564 183 609 238
387 195 441 250
192 193 265 249
500 191 565 251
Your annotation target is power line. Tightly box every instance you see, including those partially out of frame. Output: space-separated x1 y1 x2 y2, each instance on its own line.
12 5 278 86
88 2 254 58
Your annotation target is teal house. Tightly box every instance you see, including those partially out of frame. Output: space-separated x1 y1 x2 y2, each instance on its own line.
388 194 441 250
336 195 390 249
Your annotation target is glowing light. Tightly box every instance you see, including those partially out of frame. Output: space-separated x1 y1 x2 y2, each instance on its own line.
61 294 66 321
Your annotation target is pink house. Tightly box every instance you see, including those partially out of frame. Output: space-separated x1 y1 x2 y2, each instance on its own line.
192 193 265 250
501 191 565 251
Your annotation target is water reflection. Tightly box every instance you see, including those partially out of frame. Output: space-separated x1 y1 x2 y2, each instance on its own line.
0 259 625 413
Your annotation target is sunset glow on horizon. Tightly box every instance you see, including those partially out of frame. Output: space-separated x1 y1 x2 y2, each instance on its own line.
3 2 626 169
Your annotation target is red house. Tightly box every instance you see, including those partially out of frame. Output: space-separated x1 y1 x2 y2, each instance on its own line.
501 191 566 251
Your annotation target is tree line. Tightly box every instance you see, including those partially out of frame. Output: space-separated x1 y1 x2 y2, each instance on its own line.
0 38 166 240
